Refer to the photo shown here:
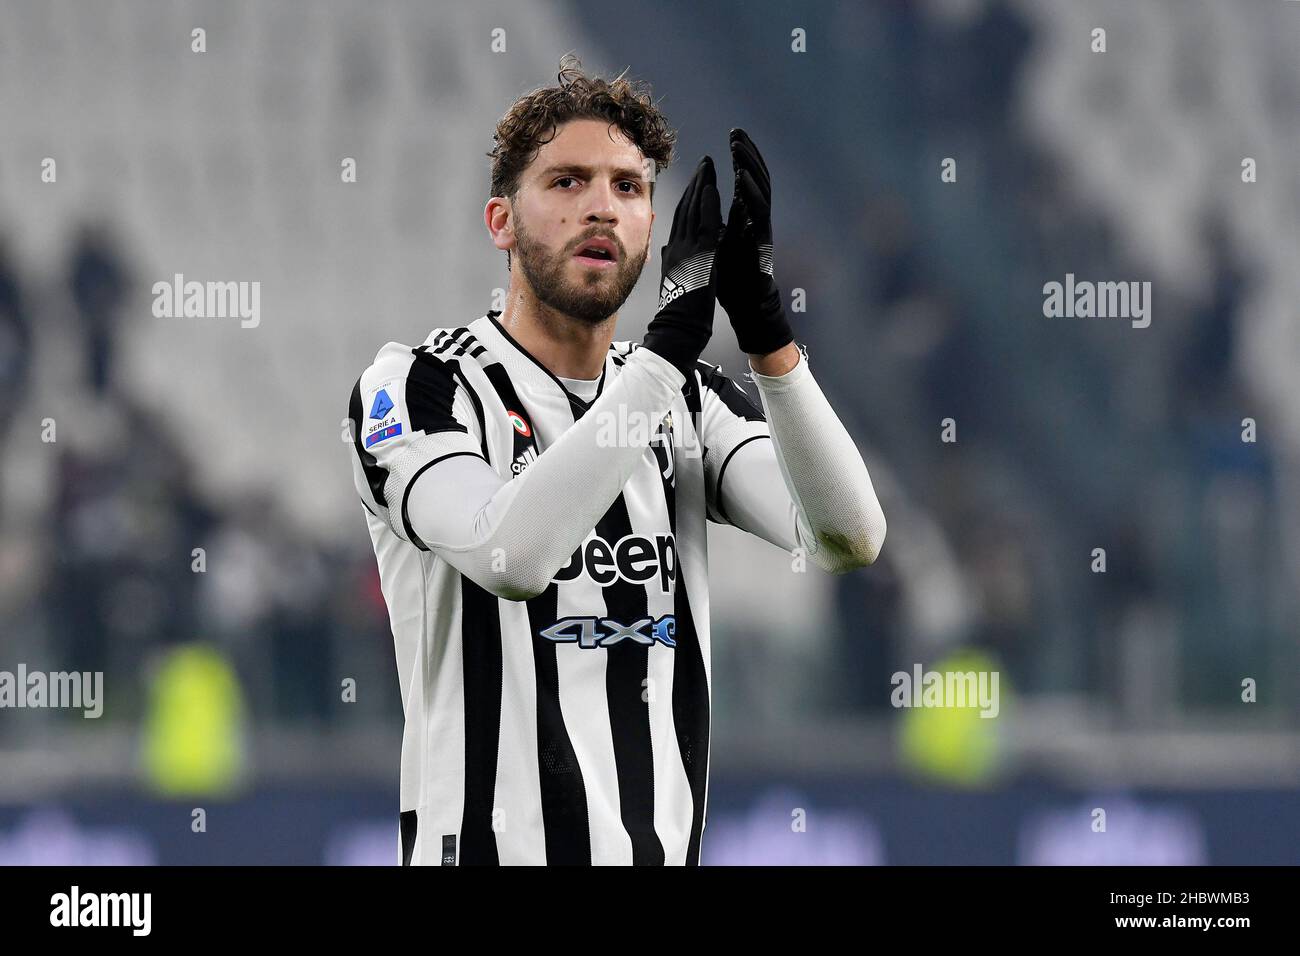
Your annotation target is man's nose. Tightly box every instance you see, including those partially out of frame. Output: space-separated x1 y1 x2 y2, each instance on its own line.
583 182 618 223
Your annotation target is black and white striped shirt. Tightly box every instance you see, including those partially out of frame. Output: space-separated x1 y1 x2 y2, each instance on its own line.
347 310 886 865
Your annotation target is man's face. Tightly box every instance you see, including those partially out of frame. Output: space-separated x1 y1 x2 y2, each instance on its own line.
497 118 654 325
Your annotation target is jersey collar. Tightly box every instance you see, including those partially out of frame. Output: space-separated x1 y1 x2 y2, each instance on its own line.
479 311 611 416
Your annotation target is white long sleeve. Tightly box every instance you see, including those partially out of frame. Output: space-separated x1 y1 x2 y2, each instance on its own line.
719 351 887 572
403 346 685 601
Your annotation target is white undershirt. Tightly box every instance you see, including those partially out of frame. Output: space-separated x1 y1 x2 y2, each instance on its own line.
557 374 601 402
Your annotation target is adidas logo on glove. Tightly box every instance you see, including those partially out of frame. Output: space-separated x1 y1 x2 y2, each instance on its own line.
658 275 683 311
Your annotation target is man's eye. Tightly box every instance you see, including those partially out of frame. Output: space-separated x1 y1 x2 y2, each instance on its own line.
617 181 641 194
555 176 579 188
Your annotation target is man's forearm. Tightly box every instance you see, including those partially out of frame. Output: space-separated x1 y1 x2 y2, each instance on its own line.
748 352 887 571
406 346 685 600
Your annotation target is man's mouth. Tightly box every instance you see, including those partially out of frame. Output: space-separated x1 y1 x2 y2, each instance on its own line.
573 237 620 265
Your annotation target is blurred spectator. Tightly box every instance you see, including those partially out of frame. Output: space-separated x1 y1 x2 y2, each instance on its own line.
68 223 129 396
48 394 216 716
0 237 32 480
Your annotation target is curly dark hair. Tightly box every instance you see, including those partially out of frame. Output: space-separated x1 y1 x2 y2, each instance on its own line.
488 53 677 209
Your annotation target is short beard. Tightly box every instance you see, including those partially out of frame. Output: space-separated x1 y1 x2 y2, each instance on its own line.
512 216 647 326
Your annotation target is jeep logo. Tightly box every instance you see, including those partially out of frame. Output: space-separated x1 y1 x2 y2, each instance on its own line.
552 532 677 594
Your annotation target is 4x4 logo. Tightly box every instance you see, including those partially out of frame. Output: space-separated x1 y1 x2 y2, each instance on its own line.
538 614 677 649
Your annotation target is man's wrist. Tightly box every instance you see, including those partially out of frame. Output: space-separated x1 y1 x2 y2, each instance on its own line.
747 340 800 377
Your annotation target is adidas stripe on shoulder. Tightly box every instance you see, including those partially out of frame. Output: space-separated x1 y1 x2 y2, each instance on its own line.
349 336 487 545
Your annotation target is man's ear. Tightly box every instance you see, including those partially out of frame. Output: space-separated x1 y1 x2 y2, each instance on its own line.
485 196 515 253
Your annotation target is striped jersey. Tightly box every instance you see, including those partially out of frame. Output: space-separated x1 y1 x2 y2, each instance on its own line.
347 311 772 865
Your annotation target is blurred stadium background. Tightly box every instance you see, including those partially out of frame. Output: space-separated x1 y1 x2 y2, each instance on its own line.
0 0 1298 864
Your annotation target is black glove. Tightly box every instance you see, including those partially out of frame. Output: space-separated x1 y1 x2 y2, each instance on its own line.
715 128 795 356
641 156 723 378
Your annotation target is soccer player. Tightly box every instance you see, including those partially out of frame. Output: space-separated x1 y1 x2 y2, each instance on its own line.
346 61 887 865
